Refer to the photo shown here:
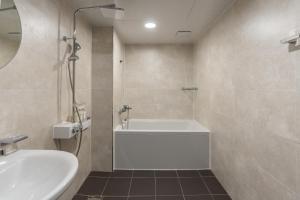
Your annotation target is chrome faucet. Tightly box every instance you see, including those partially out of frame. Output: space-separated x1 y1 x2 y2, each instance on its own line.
0 135 28 156
119 105 132 114
119 105 132 129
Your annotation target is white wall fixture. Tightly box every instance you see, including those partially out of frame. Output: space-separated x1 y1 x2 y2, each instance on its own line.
53 119 91 139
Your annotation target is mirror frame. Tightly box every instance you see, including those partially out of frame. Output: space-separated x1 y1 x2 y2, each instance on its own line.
0 0 22 69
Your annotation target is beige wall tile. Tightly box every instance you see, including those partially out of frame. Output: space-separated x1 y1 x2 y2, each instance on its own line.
91 27 114 171
123 44 194 119
113 30 125 128
0 0 92 199
193 0 300 198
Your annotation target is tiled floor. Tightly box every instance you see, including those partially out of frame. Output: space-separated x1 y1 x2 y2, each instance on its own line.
73 170 231 200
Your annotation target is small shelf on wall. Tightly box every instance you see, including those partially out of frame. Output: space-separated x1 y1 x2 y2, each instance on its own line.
182 87 198 91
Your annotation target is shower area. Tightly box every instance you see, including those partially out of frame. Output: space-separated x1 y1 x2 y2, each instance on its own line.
90 28 210 171
112 44 210 170
64 0 228 174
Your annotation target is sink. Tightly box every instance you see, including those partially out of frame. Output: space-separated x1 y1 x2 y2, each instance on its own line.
0 150 78 200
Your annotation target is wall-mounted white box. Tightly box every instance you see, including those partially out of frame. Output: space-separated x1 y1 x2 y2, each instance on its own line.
52 119 91 139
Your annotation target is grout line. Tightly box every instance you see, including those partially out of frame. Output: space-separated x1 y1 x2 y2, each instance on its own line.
100 175 111 199
197 171 214 200
176 170 186 200
154 170 157 200
126 170 133 200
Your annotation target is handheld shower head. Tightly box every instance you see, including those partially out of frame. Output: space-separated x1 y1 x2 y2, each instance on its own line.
68 42 81 61
74 42 81 52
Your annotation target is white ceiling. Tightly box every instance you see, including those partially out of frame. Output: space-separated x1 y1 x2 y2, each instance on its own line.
72 0 235 44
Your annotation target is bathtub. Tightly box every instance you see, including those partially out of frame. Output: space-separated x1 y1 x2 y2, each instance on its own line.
114 119 210 170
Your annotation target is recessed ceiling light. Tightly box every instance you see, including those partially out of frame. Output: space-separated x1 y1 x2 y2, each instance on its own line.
144 22 156 29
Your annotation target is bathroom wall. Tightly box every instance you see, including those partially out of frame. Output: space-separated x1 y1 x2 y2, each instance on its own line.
193 0 300 199
113 30 125 128
0 0 92 199
91 27 113 171
123 44 194 119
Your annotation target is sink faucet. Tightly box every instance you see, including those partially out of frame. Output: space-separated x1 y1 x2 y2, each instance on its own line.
0 135 28 156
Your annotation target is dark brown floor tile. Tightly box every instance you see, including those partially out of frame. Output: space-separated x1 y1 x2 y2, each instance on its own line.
203 177 227 194
128 197 155 200
156 178 182 196
130 178 155 196
198 170 215 177
180 178 209 195
102 197 127 200
133 170 155 177
72 195 88 200
185 195 212 200
155 170 177 177
89 171 112 177
213 195 232 200
77 177 107 195
177 170 200 178
111 170 133 178
103 178 131 196
156 196 184 200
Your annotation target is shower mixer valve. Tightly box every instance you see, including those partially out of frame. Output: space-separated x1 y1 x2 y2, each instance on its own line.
119 105 132 129
119 105 132 114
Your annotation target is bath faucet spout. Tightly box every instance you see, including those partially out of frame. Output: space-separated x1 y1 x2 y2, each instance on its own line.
119 105 132 129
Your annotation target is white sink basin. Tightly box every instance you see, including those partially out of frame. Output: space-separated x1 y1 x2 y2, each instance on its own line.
0 150 78 200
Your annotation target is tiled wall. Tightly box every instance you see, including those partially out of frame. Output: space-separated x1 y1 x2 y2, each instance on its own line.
123 44 194 119
113 30 125 128
91 27 113 172
193 0 300 199
0 1 92 199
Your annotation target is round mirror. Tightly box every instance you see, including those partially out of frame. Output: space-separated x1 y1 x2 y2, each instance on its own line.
0 0 22 69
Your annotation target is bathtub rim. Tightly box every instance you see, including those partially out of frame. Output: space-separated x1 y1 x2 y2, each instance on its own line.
114 119 210 134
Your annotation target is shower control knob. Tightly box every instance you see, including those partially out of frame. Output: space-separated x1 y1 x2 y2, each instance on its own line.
119 105 132 114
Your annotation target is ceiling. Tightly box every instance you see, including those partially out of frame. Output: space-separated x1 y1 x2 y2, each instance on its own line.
72 0 235 44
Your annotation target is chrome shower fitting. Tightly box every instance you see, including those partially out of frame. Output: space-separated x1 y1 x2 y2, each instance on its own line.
68 54 79 61
119 105 132 114
74 42 81 51
66 3 124 122
119 105 132 129
61 3 125 157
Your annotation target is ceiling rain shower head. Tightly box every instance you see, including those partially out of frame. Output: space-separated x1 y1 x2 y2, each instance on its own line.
100 8 124 19
99 4 125 20
74 3 125 20
99 4 124 11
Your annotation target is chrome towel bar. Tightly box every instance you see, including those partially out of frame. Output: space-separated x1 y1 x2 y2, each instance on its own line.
182 87 198 91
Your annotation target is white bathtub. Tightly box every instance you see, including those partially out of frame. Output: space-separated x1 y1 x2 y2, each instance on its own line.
114 119 210 170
